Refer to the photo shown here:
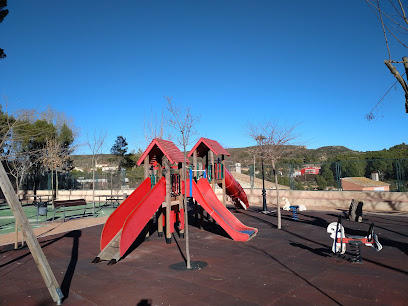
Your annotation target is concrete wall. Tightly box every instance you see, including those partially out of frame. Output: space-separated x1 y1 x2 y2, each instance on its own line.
214 188 408 212
18 188 408 212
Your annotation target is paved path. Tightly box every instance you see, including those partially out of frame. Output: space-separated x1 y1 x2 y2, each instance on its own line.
1 208 407 305
0 216 109 246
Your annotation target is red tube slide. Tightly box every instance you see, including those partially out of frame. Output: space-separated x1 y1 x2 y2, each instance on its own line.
219 168 249 209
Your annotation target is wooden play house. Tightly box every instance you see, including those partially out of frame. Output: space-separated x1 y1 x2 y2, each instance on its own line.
188 137 249 210
136 138 188 244
188 137 230 205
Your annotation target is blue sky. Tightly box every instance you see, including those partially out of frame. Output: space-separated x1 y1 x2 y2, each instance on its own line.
1 1 407 154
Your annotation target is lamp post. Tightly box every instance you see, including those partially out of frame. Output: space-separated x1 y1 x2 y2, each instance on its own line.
256 135 267 212
261 152 267 211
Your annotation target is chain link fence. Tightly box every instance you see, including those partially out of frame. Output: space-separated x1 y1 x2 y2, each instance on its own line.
233 158 408 192
21 168 145 191
17 158 408 192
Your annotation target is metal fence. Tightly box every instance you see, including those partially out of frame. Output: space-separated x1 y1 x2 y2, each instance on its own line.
21 168 145 191
18 158 408 192
234 158 408 192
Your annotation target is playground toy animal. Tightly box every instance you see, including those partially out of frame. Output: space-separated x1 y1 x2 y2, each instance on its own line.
327 216 382 262
282 197 306 211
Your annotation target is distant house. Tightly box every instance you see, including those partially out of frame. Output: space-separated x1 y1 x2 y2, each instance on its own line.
341 177 390 191
300 167 321 175
95 163 117 172
292 170 302 177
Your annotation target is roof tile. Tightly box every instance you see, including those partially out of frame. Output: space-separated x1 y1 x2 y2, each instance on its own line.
188 137 230 157
137 138 188 165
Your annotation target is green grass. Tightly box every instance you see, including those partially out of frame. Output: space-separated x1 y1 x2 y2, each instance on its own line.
0 202 116 235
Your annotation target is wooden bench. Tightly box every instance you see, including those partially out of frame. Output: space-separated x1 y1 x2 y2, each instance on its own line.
52 199 88 222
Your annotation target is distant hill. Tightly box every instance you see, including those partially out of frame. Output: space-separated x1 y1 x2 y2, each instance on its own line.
224 145 359 166
71 144 407 170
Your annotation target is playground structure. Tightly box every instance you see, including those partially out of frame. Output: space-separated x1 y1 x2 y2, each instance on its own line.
188 137 249 210
93 138 257 264
327 215 382 263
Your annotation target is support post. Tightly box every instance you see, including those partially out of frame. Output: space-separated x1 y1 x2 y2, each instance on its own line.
144 155 151 240
144 156 149 179
0 162 63 304
210 151 215 191
157 161 164 237
164 157 171 244
221 155 226 207
193 151 197 179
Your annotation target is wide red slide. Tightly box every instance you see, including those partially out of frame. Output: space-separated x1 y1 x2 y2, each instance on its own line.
99 177 166 257
119 177 165 256
100 177 152 250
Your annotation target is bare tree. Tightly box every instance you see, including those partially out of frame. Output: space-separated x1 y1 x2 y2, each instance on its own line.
166 96 200 269
0 103 42 194
143 107 167 145
248 121 300 229
42 137 70 202
365 0 408 115
86 130 107 215
4 141 33 195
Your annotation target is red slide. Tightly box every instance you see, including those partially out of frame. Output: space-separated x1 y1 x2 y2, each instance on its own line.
187 178 257 241
220 168 249 210
100 177 152 250
100 177 166 257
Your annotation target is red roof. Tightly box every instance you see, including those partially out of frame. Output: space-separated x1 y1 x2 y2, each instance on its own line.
137 138 188 166
188 137 230 157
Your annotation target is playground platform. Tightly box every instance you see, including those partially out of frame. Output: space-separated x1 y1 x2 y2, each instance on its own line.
1 207 407 305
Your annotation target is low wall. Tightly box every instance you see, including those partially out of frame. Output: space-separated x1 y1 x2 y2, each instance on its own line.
18 188 408 212
214 188 408 212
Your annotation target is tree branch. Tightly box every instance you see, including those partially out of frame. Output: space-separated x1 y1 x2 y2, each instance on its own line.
384 59 408 112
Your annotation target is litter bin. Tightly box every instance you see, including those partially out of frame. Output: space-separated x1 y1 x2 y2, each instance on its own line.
35 201 48 222
38 202 47 214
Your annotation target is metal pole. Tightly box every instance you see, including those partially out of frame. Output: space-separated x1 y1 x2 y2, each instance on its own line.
261 153 267 211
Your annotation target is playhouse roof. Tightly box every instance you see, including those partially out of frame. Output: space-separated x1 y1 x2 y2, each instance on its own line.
188 137 230 158
137 138 188 166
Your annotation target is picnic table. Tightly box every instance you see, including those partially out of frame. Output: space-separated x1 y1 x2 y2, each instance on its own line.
96 195 124 208
19 195 52 205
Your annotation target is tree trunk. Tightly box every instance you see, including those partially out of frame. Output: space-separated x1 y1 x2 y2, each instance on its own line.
15 176 20 198
51 166 54 203
55 169 58 200
183 151 191 269
272 159 282 229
